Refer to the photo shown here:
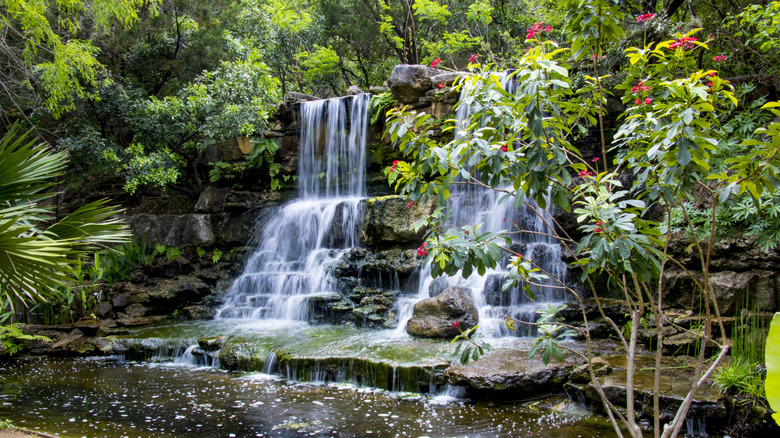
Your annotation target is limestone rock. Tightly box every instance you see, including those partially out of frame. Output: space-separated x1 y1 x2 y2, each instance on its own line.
430 72 466 86
445 348 578 396
194 186 231 213
360 195 434 247
183 214 215 247
387 64 441 104
406 286 478 338
347 85 364 95
663 269 776 315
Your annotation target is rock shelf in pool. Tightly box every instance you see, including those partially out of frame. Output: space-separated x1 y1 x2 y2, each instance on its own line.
109 319 584 396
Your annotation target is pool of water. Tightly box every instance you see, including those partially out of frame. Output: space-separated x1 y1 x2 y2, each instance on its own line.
0 356 616 438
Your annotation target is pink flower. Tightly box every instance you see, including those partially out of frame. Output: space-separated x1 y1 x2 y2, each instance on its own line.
407 201 413 209
438 83 444 89
453 321 460 328
592 157 600 162
526 22 551 40
631 81 651 94
635 97 642 105
389 160 399 172
579 169 593 177
431 58 442 68
712 55 728 62
644 97 652 105
669 37 698 51
469 54 478 63
636 13 654 23
417 242 429 257
707 81 713 87
708 72 716 77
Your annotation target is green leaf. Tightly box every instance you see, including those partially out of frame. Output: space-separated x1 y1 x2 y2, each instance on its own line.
766 312 780 426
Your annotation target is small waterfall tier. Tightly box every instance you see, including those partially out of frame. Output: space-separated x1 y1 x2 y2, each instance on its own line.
216 94 370 320
398 72 567 337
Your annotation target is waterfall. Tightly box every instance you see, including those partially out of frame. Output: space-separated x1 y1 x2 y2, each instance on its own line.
397 72 567 337
216 94 370 320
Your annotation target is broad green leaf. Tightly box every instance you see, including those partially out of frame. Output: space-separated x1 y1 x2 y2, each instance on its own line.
766 312 780 426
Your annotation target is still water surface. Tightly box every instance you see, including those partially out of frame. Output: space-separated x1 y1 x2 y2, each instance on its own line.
0 357 616 437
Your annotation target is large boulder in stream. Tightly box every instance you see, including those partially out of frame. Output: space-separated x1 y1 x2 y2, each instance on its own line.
406 286 478 338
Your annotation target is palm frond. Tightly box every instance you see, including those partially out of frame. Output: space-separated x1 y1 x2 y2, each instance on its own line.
0 125 65 204
45 199 130 248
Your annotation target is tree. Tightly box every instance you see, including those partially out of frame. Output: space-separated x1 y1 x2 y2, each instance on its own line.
386 12 780 438
0 0 161 123
0 124 129 315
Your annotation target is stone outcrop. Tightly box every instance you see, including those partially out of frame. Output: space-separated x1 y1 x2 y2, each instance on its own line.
387 64 444 104
360 195 434 247
445 348 579 398
406 286 479 338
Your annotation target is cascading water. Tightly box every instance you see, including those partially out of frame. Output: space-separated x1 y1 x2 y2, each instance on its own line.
396 72 567 338
216 93 370 320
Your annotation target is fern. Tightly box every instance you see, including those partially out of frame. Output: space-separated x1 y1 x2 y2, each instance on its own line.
0 324 51 356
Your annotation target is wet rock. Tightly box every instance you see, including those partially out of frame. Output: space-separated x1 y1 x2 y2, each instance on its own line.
307 293 353 325
575 355 726 427
445 348 579 397
147 276 211 311
116 316 163 327
198 336 226 352
387 64 441 104
182 305 217 320
124 303 151 318
361 195 434 247
406 286 478 338
111 290 150 309
94 301 114 318
569 357 612 383
72 319 101 336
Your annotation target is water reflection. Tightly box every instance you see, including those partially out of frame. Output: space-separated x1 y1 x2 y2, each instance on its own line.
0 357 614 437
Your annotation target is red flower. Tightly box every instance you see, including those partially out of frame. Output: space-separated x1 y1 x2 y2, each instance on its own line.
389 160 399 173
708 72 716 77
438 83 444 89
644 97 653 105
635 97 642 105
636 13 654 23
501 144 508 152
707 81 713 87
669 37 698 51
526 22 550 40
579 169 593 177
712 55 728 62
417 243 429 257
464 230 469 235
630 81 650 94
594 228 602 234
407 201 413 209
469 54 478 63
431 58 442 68
453 321 460 328
592 157 600 162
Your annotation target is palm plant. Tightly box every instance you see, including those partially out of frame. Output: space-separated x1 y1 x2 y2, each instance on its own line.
0 124 130 319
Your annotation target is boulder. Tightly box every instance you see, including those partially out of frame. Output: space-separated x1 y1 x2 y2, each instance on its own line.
284 92 319 104
360 195 434 247
406 286 478 338
194 186 231 213
183 214 215 247
387 64 441 104
147 276 212 310
445 348 578 397
663 270 777 315
430 72 466 86
347 85 365 95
